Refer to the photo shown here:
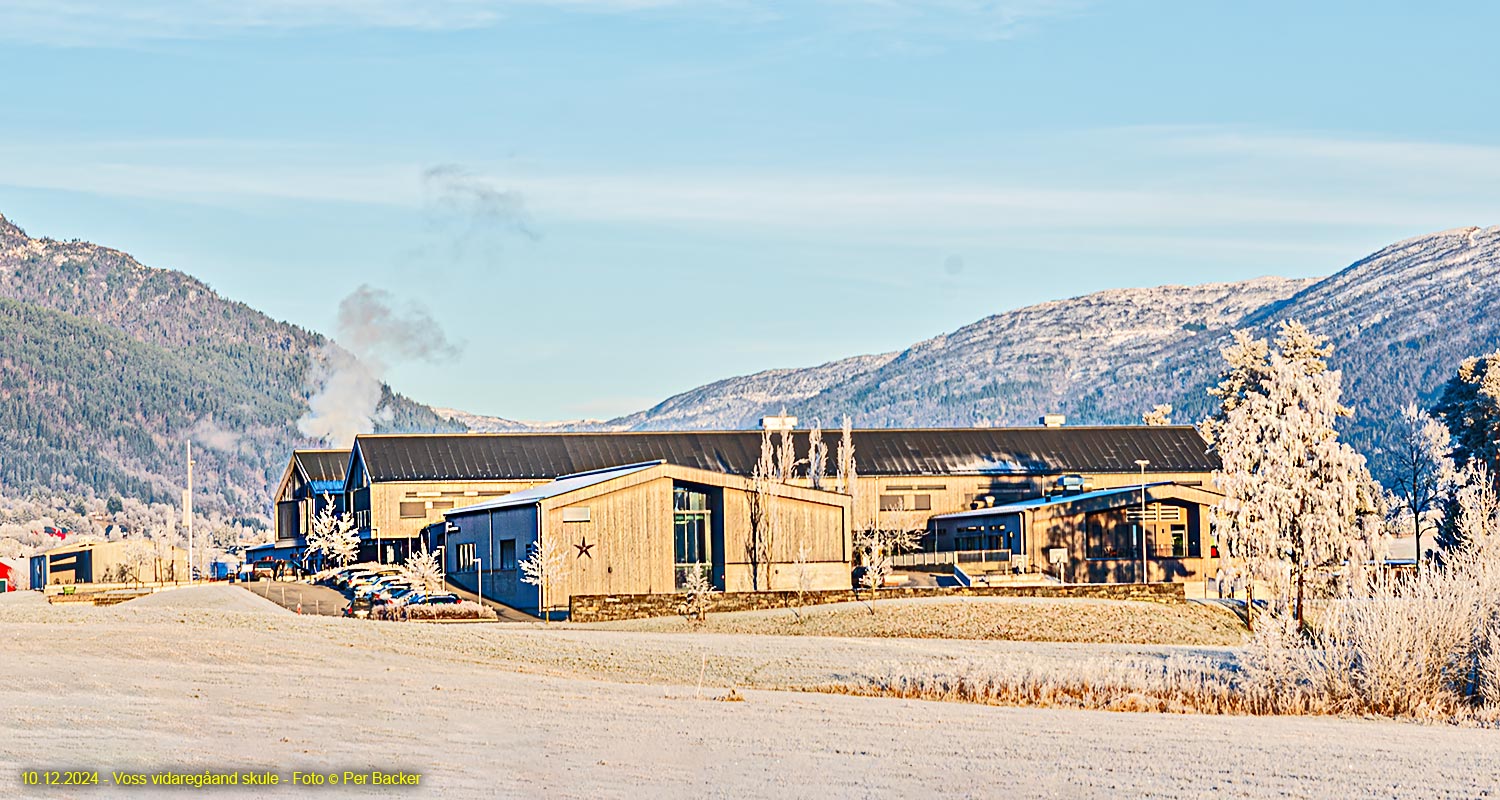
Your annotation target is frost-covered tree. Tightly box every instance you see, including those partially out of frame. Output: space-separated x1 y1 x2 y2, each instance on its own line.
680 565 715 622
776 421 798 484
835 415 856 496
1432 349 1500 476
746 430 777 591
519 535 569 622
1390 403 1455 572
1438 461 1500 557
307 495 358 569
1201 330 1273 448
1210 321 1372 625
1142 404 1173 426
806 423 827 491
855 514 922 605
400 547 445 597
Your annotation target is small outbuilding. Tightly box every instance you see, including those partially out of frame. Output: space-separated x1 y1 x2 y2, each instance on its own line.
440 460 853 618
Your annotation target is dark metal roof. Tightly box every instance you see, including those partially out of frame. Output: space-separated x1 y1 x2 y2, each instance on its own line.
294 449 350 484
350 427 1217 483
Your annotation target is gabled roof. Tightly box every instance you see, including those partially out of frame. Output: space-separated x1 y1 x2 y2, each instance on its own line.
296 449 349 485
447 461 664 514
930 481 1223 521
350 426 1217 484
276 449 351 503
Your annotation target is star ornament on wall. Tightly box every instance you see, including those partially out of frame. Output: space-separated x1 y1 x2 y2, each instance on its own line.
574 537 594 559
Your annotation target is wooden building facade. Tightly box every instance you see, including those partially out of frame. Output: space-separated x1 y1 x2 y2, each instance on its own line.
927 482 1225 583
320 426 1218 586
439 461 853 617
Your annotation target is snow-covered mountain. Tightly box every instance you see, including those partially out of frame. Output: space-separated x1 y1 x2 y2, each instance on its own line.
594 226 1500 483
610 276 1314 431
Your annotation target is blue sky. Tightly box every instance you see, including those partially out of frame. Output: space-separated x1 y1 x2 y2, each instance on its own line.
2 0 1498 421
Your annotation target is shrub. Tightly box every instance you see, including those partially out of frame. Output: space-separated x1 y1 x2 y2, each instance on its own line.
372 600 497 622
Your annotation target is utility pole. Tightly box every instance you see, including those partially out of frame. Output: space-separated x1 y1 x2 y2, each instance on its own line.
185 441 195 583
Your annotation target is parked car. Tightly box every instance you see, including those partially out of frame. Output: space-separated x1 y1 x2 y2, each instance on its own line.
356 576 411 601
372 582 416 605
409 593 460 605
373 585 422 608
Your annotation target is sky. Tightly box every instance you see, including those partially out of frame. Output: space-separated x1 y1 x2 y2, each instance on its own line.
2 0 1498 421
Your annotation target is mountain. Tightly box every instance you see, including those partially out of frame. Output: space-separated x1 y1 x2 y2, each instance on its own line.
0 213 460 517
604 227 1500 484
611 277 1314 429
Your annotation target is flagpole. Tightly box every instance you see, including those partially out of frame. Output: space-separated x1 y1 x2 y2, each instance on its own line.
186 441 194 583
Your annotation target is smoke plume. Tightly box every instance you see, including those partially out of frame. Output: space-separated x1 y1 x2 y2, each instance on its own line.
421 164 539 266
298 285 462 447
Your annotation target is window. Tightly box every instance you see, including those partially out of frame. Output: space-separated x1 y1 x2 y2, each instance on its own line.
885 485 913 491
499 539 517 570
911 494 932 511
399 502 426 519
673 486 711 589
916 484 947 491
562 506 591 523
1161 524 1189 558
455 542 476 571
879 495 906 511
1086 512 1136 559
431 501 454 511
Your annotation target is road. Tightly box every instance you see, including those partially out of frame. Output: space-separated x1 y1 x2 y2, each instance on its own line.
240 580 347 616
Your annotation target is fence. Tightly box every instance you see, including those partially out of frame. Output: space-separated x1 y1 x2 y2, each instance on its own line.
890 548 1014 568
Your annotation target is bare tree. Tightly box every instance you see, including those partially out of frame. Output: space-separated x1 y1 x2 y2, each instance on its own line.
855 518 922 606
776 418 798 484
519 535 570 622
806 423 827 491
746 429 777 591
835 416 856 497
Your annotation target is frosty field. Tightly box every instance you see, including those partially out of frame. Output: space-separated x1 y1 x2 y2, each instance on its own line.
1 586 1496 799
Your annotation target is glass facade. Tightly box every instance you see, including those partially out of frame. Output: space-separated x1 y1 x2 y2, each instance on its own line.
673 486 711 589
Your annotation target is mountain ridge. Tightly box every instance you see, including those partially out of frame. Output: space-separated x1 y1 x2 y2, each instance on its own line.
0 213 461 517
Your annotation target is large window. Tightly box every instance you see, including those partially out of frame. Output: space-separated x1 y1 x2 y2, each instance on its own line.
673 487 711 589
1085 512 1137 560
455 542 476 571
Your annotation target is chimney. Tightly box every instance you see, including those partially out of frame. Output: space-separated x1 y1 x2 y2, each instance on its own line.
1040 414 1066 428
760 414 797 431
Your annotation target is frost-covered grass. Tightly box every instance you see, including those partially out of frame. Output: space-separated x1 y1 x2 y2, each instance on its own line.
589 596 1249 646
824 558 1500 725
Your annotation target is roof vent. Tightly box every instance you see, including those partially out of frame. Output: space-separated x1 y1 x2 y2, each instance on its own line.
761 415 798 431
1040 414 1066 428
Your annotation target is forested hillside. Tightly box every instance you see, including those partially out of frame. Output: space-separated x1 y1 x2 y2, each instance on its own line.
0 214 460 517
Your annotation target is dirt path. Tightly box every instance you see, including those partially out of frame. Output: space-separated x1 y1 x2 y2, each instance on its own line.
1 587 1495 799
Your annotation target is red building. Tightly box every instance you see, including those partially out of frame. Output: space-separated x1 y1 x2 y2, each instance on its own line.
0 559 17 592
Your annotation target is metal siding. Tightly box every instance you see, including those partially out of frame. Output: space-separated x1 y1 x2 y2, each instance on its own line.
353 427 1217 484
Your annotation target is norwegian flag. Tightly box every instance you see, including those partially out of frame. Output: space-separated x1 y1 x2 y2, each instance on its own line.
43 525 68 540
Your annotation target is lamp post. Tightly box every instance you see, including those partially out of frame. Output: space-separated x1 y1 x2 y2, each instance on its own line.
474 556 483 612
1134 459 1150 583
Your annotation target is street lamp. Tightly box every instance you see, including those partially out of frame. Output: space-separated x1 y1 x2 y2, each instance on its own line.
474 556 483 612
1134 459 1151 584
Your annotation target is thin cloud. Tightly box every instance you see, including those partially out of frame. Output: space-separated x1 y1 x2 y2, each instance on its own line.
0 0 1078 46
3 129 1497 240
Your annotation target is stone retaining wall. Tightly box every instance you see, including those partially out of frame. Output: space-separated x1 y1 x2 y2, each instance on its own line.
569 582 1184 623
